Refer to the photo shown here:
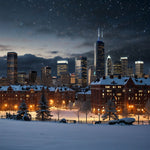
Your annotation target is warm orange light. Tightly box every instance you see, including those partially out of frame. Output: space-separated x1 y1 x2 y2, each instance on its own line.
4 104 8 107
50 99 54 105
14 105 18 109
62 100 65 104
102 109 105 112
30 105 33 108
128 105 134 108
93 108 95 112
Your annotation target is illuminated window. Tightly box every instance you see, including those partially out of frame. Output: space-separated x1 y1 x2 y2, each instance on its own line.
139 90 143 93
107 90 112 92
117 93 122 96
135 97 137 100
113 86 116 88
135 93 137 96
148 90 150 93
102 93 105 96
128 97 130 100
122 89 125 92
26 95 30 98
105 86 110 88
118 86 121 88
129 89 131 92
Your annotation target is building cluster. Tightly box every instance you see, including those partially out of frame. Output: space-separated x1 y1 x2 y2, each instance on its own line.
0 85 75 111
0 28 150 114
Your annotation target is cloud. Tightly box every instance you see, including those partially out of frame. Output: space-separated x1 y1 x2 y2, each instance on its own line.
75 41 93 49
50 51 59 54
0 44 12 51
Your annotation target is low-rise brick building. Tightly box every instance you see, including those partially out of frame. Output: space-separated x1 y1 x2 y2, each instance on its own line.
91 76 150 114
0 85 75 111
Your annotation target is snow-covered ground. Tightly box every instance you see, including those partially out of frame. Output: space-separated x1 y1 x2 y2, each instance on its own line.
0 109 149 123
0 119 150 150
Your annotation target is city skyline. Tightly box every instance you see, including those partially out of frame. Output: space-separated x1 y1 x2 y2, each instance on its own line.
0 0 150 75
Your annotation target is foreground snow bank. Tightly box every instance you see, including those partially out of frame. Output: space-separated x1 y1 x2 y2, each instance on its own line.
0 119 150 150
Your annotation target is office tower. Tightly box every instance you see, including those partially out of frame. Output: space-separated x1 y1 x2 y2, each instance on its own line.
29 71 37 84
113 61 122 77
57 60 68 77
17 72 27 85
94 28 105 79
7 52 17 84
41 66 52 86
60 72 70 86
135 61 144 78
88 65 95 85
106 55 113 76
120 57 128 77
70 73 76 85
128 66 134 77
75 56 87 87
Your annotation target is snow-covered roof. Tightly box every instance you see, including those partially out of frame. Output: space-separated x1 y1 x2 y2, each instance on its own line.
55 87 74 92
91 77 129 85
0 85 74 92
91 77 150 86
85 90 91 94
132 78 150 85
77 90 91 95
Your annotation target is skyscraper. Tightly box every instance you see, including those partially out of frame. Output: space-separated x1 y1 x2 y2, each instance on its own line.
106 55 113 76
94 28 105 79
41 66 52 86
57 60 68 77
75 56 87 87
135 61 144 78
29 71 37 84
113 61 122 77
120 57 128 77
88 65 95 85
7 52 17 84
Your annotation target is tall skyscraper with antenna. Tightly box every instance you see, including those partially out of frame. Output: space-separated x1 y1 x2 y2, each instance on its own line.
94 28 105 79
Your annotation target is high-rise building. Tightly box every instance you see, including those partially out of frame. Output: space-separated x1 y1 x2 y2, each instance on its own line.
57 60 68 77
29 71 37 84
60 72 70 86
88 65 95 85
75 56 87 87
135 61 144 78
106 55 113 76
7 52 17 84
70 73 76 85
120 57 128 76
94 28 105 79
17 72 27 85
113 61 122 77
41 66 52 86
128 66 134 77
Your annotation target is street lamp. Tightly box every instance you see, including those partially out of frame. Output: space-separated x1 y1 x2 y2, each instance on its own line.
98 108 100 122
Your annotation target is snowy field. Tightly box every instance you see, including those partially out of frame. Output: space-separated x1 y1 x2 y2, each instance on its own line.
0 119 150 150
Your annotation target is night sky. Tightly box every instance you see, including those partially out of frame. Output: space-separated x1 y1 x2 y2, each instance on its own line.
0 0 150 75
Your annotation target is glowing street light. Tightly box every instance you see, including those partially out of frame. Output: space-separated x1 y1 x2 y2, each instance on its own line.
14 105 18 109
49 99 54 105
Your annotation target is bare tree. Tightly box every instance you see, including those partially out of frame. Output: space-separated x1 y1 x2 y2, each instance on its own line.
122 103 129 118
74 100 81 123
80 100 91 123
